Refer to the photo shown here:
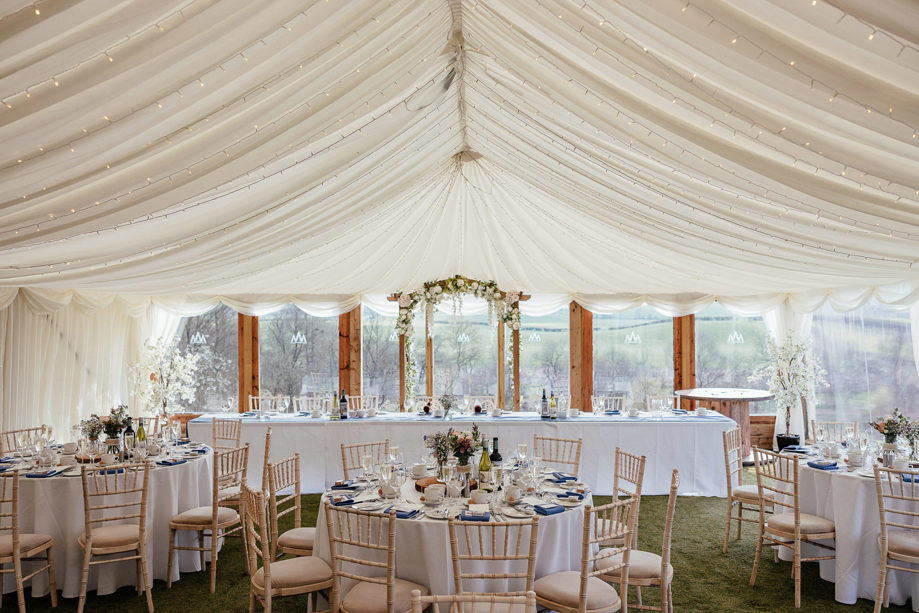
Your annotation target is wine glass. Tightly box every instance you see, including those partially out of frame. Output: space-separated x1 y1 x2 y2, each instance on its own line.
389 446 401 466
844 424 855 441
361 453 374 480
517 443 528 466
858 432 869 452
395 467 408 503
815 424 826 444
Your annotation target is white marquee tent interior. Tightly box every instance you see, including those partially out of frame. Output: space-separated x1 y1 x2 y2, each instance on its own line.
1 0 918 435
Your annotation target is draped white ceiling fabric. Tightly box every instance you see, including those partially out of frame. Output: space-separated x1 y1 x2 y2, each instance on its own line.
0 0 918 308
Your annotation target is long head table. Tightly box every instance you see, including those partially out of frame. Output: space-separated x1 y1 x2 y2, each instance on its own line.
188 411 734 496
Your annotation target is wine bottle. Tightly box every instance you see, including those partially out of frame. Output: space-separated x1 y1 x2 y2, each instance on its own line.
489 437 502 463
479 439 492 473
136 418 146 446
123 417 135 460
541 389 549 418
339 389 349 420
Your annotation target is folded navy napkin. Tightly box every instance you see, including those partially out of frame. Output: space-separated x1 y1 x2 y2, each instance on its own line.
385 506 420 519
534 503 565 516
552 471 576 482
0 465 14 473
175 440 191 446
460 510 490 522
242 411 257 416
190 448 207 454
0 456 16 462
604 410 620 416
807 460 837 470
101 468 125 474
557 490 584 500
783 445 809 454
330 480 358 490
157 459 187 466
671 408 688 414
330 496 356 506
25 469 63 478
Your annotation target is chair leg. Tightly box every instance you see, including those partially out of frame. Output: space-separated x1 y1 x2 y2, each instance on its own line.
77 549 91 613
668 582 674 613
750 527 763 586
166 527 176 588
210 529 219 593
723 499 733 553
136 556 143 595
874 560 886 613
47 547 58 608
249 591 256 613
199 530 205 569
14 556 25 613
139 544 154 613
636 585 643 607
737 503 743 540
793 540 802 608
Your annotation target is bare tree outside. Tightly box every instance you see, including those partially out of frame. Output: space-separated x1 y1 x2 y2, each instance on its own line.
362 308 400 410
259 304 337 400
176 304 238 411
519 309 569 408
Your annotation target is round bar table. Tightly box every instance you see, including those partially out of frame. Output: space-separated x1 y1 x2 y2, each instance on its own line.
675 388 774 461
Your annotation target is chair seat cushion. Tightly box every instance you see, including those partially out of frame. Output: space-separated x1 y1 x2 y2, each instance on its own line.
342 577 429 613
534 570 621 611
278 527 315 552
595 549 673 582
252 556 332 590
170 505 238 527
218 484 240 503
733 484 765 502
884 531 919 559
78 525 139 550
767 512 834 535
0 533 53 558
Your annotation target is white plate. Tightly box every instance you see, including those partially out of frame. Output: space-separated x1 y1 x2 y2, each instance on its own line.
353 501 385 511
557 497 583 507
425 508 451 520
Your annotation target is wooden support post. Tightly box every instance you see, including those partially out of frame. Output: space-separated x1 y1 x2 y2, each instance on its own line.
399 335 406 411
425 310 434 397
237 314 259 412
673 315 695 410
338 307 362 397
512 327 521 411
569 302 593 412
497 321 506 410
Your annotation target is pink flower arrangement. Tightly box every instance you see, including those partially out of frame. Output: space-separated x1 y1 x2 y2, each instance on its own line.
870 408 909 444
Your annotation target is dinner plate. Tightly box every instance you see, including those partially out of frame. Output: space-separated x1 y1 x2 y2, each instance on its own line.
425 508 451 520
353 501 386 511
557 497 582 507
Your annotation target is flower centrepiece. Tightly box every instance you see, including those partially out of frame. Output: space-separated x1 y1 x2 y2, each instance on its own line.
425 425 482 466
870 408 910 444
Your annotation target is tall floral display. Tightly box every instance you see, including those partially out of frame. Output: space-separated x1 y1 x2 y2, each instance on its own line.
130 339 200 416
750 335 826 442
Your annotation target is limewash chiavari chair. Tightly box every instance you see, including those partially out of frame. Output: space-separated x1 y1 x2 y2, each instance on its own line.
167 444 249 593
243 482 333 613
268 454 316 560
810 420 857 443
411 590 537 613
534 498 637 613
0 426 47 456
592 396 625 413
294 395 328 414
324 502 429 613
464 396 497 413
722 428 772 553
607 447 646 549
533 434 583 477
872 466 919 612
448 515 539 595
77 461 152 613
598 470 680 613
750 447 836 609
347 395 380 413
340 439 390 481
0 471 57 613
249 395 277 413
212 418 241 451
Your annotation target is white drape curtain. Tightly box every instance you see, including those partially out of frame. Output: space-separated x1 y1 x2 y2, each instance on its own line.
912 302 919 387
0 293 144 437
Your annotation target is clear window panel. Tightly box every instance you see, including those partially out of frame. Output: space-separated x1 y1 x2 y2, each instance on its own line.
518 308 569 410
593 307 673 411
258 304 338 399
431 306 497 397
361 307 401 411
175 304 238 411
695 303 769 398
811 299 919 422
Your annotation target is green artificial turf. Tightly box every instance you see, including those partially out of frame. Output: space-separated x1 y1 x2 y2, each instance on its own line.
13 490 913 612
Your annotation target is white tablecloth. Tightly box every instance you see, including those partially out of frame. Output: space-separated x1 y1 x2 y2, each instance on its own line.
786 465 919 610
3 453 213 599
313 481 590 596
188 412 734 496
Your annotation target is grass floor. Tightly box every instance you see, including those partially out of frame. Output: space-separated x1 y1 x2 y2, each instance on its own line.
13 488 915 612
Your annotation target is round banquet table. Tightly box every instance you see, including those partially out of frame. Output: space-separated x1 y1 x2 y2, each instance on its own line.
314 479 590 596
675 388 773 460
780 460 919 610
2 449 214 599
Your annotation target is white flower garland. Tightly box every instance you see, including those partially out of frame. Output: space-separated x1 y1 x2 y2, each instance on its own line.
395 275 522 338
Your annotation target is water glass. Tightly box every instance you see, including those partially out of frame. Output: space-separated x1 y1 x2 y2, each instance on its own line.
517 443 528 464
361 453 374 479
